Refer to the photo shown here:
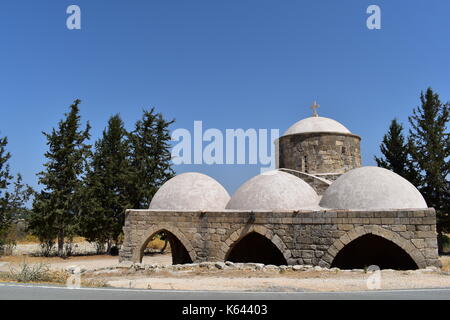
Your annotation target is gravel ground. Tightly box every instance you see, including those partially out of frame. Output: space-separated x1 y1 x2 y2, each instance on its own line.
0 254 171 272
1 243 449 292
104 272 450 292
87 264 450 292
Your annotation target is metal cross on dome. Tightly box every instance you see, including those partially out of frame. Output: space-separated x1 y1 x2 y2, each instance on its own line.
310 101 319 117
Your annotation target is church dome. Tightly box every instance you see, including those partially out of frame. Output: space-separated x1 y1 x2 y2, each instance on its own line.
226 170 319 210
319 166 427 210
149 172 230 210
284 116 351 136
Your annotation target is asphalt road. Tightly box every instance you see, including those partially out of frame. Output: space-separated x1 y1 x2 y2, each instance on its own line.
0 283 449 300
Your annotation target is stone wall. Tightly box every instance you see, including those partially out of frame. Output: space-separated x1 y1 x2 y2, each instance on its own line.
277 132 362 175
120 208 440 269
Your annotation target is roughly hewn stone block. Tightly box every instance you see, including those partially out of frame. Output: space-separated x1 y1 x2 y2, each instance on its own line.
390 225 407 232
411 239 425 249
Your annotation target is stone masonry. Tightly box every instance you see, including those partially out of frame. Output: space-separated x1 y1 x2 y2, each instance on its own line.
120 208 441 269
277 132 361 176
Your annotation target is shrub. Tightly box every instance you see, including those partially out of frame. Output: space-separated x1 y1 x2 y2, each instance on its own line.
8 262 52 282
7 262 69 283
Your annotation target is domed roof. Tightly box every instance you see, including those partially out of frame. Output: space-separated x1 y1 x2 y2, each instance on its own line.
226 170 319 210
320 166 427 210
284 116 351 136
149 172 230 210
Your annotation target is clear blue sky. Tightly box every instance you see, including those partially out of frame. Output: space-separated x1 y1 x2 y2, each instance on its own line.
0 0 449 195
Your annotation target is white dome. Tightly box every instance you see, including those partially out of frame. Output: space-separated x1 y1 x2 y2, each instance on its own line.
150 172 230 210
226 170 319 210
320 166 427 210
284 116 351 136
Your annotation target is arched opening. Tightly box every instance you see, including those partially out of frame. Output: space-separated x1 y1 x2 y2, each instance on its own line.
144 231 171 255
140 229 192 265
331 234 418 270
226 232 287 265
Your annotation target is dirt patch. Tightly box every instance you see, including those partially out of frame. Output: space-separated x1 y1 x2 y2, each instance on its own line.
0 254 449 292
0 254 171 272
86 268 450 292
441 256 450 272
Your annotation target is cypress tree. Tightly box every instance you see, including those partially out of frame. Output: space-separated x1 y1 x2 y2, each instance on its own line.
374 119 419 185
0 137 34 248
28 100 91 256
408 88 450 252
129 108 175 208
0 136 13 245
7 174 34 220
78 114 133 253
28 192 56 256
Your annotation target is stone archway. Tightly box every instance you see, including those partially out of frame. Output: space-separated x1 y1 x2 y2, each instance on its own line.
331 234 419 270
221 225 292 265
226 232 288 265
320 225 426 269
133 224 197 264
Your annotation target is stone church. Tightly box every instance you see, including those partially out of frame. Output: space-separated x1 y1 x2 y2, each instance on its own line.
119 103 440 270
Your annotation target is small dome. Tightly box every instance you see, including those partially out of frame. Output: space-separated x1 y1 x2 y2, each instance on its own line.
150 172 230 210
284 116 351 136
320 167 427 210
226 170 319 210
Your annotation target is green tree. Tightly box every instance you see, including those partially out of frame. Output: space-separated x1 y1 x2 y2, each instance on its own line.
78 114 133 253
28 192 57 256
7 174 34 219
0 136 13 246
0 137 34 249
28 100 91 257
129 108 175 208
408 88 450 253
375 119 419 185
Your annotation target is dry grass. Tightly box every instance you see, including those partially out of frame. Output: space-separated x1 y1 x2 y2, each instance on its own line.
146 238 170 251
0 254 115 264
15 234 40 244
0 267 107 287
17 236 87 245
81 278 109 288
0 262 69 284
440 256 450 272
0 258 108 288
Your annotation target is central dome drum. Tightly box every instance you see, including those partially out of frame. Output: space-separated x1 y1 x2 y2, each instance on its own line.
277 105 361 176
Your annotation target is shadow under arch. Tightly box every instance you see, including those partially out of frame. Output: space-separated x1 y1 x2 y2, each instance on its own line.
321 225 426 269
137 228 194 265
225 232 288 265
331 234 418 270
